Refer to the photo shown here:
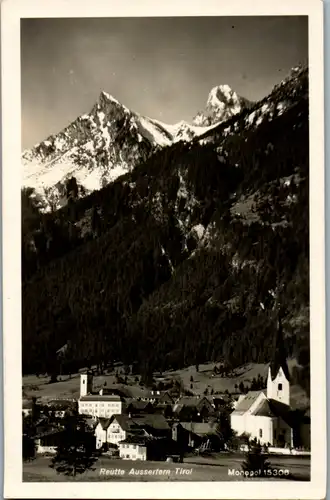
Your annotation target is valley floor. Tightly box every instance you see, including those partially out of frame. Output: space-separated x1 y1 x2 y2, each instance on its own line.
23 454 310 482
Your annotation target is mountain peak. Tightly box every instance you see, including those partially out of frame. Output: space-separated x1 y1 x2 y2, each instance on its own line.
207 84 240 108
193 84 252 126
99 90 121 105
97 90 131 116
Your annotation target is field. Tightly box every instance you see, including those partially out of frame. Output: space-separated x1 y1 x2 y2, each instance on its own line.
23 454 310 482
22 360 309 410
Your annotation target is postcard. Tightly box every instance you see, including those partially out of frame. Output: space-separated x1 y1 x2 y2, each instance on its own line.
1 0 326 498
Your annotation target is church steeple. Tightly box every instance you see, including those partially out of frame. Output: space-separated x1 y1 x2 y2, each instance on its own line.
266 307 290 406
269 308 290 381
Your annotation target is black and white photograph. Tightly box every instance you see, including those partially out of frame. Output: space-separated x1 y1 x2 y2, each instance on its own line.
1 0 326 498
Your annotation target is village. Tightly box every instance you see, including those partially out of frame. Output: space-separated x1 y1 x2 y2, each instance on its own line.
22 356 311 480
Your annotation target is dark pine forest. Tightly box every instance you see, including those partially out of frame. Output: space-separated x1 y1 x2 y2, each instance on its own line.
22 67 310 395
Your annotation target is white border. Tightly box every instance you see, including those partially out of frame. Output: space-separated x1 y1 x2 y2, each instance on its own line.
1 0 325 498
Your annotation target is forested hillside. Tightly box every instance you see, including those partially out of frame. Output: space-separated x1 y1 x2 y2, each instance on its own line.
22 67 310 394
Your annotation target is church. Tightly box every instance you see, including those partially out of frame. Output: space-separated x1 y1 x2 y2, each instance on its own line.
230 364 294 448
230 311 310 449
231 310 311 450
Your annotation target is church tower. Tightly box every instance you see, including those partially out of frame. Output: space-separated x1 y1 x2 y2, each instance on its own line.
266 309 290 406
267 365 290 406
80 372 93 397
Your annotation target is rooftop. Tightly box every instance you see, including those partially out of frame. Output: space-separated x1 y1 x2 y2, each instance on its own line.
80 395 122 402
251 399 277 418
46 399 77 408
174 396 213 409
177 422 218 436
111 413 170 432
231 390 266 415
119 434 166 445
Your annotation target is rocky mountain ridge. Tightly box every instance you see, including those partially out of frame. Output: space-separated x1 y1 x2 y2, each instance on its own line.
22 86 250 212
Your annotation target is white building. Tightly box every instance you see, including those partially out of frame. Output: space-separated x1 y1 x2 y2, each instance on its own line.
230 365 293 448
94 413 169 449
118 436 148 460
78 373 124 418
79 394 123 418
94 415 135 450
95 418 111 449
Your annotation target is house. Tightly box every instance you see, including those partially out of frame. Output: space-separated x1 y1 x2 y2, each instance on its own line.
211 396 233 411
45 399 77 418
95 418 112 449
118 435 178 461
172 396 214 421
150 391 174 405
78 373 125 418
125 399 154 415
118 434 149 460
152 392 175 417
131 413 170 438
34 429 65 454
230 364 294 447
94 415 141 449
172 421 219 450
94 413 170 449
152 403 173 418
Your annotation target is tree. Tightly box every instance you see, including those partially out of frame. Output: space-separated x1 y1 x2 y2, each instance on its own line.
238 381 245 393
140 363 154 387
22 414 37 461
241 442 271 476
216 413 235 449
22 434 36 461
66 176 79 200
50 412 96 477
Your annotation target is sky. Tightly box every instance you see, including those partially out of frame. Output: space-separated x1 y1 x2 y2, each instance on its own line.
21 16 308 150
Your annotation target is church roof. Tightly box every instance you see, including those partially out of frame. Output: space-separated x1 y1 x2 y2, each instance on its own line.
231 390 266 415
252 399 277 417
267 399 294 426
251 398 294 426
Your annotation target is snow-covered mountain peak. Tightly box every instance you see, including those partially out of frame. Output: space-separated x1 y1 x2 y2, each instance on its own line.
97 90 130 113
207 84 238 107
193 84 252 127
22 82 253 212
